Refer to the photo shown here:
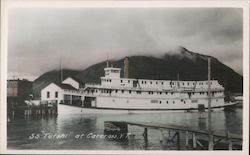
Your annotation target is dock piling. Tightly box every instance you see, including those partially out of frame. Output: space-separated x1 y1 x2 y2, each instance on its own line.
208 134 214 150
227 130 233 150
185 131 189 147
192 133 197 149
176 131 180 150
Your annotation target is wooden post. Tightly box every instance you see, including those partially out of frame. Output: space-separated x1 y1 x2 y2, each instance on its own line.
176 131 180 150
227 130 232 150
185 131 189 147
208 134 214 150
207 58 214 150
192 133 197 149
70 95 73 105
143 128 148 142
159 129 163 143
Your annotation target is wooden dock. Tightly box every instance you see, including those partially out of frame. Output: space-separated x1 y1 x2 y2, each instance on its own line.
8 103 58 117
104 121 242 150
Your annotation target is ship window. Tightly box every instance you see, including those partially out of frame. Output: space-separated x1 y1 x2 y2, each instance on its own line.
137 91 141 94
166 101 168 104
173 101 175 104
129 90 132 94
110 79 112 82
151 100 158 103
181 99 183 102
192 92 195 95
128 80 130 83
191 100 198 103
171 92 173 95
150 81 152 84
122 90 124 93
159 92 162 94
156 82 158 84
148 92 150 94
165 92 168 95
159 101 162 104
193 83 195 85
145 81 147 84
188 83 189 85
121 80 123 83
142 81 144 84
182 82 184 85
184 101 186 104
115 90 118 93
55 91 58 98
161 82 163 85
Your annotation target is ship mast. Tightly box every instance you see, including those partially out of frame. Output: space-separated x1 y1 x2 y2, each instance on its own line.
106 53 109 68
60 56 63 83
207 57 213 150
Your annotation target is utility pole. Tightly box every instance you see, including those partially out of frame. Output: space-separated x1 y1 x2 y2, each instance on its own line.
207 57 213 150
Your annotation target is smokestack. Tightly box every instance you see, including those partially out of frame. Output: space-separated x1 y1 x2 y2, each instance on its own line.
124 57 129 78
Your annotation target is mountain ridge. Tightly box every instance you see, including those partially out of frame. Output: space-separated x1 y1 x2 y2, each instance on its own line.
32 47 243 98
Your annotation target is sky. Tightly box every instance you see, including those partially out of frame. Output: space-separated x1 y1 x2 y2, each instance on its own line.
7 8 243 80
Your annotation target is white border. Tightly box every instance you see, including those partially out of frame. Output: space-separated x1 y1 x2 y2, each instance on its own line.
1 0 249 154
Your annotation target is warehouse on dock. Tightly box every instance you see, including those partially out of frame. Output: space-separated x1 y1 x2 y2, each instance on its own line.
41 77 83 106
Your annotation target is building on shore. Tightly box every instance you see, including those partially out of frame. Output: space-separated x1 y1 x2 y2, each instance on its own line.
7 78 33 106
41 77 83 106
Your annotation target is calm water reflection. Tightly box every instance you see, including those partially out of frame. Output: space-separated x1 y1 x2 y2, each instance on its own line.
7 108 242 150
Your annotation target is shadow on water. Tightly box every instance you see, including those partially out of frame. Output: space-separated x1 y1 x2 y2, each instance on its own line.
224 109 242 134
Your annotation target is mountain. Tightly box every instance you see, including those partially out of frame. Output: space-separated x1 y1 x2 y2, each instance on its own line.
32 47 243 98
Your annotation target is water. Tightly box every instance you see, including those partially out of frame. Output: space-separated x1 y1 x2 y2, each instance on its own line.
7 108 242 150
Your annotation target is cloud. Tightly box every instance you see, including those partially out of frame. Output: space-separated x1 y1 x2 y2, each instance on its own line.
7 8 243 80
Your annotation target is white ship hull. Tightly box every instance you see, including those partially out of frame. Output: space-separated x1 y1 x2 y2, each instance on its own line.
57 101 238 115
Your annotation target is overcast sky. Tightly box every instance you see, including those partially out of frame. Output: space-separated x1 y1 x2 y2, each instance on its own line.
8 8 243 80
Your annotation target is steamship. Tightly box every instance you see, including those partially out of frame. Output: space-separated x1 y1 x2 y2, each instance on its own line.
57 57 238 114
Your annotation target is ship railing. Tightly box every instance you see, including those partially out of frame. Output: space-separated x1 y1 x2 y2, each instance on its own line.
85 83 102 88
84 83 224 92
